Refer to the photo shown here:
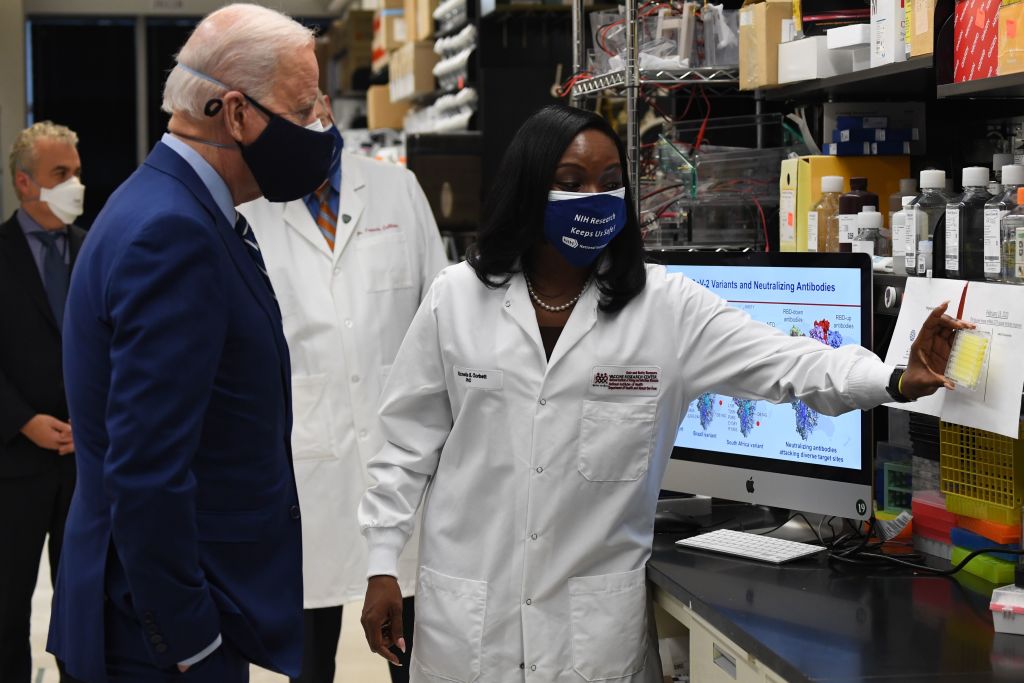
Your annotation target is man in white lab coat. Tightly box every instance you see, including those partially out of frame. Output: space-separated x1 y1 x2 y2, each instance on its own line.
239 94 448 683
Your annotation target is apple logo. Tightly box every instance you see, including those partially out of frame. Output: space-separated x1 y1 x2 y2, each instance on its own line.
746 477 755 494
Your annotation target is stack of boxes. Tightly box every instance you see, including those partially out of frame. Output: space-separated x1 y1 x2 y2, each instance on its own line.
826 115 919 156
365 0 441 130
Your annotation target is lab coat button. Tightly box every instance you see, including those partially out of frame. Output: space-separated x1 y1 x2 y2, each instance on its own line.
290 505 301 520
536 467 543 473
525 598 532 605
505 300 511 307
345 319 353 328
351 375 360 383
531 533 538 540
538 398 546 406
531 665 537 671
520 663 525 669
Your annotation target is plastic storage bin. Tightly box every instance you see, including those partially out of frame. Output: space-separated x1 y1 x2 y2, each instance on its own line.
940 420 1024 526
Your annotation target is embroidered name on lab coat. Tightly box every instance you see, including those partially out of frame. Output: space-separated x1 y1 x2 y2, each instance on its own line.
454 366 503 390
591 366 661 396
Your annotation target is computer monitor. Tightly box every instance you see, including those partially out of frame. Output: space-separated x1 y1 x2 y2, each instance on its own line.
649 250 874 521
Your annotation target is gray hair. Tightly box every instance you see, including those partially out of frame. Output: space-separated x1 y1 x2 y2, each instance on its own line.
161 3 315 120
8 120 79 197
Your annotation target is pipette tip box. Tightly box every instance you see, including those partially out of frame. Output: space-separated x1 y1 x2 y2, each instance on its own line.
945 328 992 391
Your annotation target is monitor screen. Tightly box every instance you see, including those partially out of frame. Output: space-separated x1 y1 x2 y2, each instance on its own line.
650 251 874 521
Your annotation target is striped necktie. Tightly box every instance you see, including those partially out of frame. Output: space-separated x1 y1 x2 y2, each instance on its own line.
234 215 276 299
314 183 337 250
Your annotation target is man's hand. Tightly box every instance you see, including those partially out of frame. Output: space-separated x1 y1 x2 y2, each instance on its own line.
900 301 975 400
20 414 73 453
361 576 406 666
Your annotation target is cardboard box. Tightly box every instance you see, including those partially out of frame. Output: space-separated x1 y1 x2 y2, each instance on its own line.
955 0 1000 81
999 0 1024 75
911 0 936 55
871 0 908 67
372 0 407 71
739 0 792 89
389 41 438 102
326 10 374 57
367 84 412 129
405 0 439 42
778 155 912 251
778 36 855 82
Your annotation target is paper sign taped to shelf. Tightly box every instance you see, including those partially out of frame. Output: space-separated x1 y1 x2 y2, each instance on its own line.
884 277 1024 438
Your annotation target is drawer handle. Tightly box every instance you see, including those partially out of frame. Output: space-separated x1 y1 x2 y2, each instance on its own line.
713 642 738 679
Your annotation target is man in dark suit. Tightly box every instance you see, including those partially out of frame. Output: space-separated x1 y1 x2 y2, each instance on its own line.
0 121 85 683
47 5 337 682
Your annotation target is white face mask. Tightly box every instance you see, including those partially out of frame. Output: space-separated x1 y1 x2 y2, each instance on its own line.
36 176 86 225
304 119 326 133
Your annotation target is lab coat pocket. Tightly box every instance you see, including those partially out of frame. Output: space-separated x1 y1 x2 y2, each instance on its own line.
568 566 648 681
290 374 335 461
414 566 487 682
578 401 656 482
356 235 413 292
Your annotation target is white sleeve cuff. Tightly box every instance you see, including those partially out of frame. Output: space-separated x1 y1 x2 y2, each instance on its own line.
178 634 221 667
364 527 408 579
846 357 894 410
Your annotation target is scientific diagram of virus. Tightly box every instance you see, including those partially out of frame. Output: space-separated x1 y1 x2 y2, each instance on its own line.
732 398 757 437
696 393 715 430
787 319 843 440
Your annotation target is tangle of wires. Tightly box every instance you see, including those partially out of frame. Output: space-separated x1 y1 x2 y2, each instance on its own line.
759 512 1024 577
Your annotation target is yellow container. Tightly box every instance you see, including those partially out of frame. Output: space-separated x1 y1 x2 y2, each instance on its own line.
940 420 1024 526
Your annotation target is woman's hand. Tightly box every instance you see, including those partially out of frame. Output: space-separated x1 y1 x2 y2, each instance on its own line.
361 576 406 666
900 301 975 400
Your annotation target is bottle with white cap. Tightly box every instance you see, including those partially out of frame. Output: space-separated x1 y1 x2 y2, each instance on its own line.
992 153 1014 195
946 166 991 280
986 164 1024 281
893 196 916 276
889 178 917 226
916 240 934 277
852 208 883 256
907 170 948 278
808 175 844 252
1001 190 1024 284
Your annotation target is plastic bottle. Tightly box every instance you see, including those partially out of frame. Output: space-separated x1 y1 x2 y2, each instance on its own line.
808 175 843 253
838 178 879 253
852 209 883 256
1002 189 1024 284
946 166 990 281
992 153 1014 195
907 170 948 278
916 240 933 277
986 165 1024 281
893 196 915 276
889 178 917 226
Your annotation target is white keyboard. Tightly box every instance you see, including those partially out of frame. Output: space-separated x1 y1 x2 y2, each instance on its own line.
675 528 825 564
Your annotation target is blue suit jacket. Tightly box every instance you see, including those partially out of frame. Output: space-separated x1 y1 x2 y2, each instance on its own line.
48 142 303 682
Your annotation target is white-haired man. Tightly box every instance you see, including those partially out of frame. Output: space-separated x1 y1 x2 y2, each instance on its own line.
1 121 85 683
240 93 447 683
47 5 335 682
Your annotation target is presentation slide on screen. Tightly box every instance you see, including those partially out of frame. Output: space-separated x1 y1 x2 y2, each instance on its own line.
668 265 862 470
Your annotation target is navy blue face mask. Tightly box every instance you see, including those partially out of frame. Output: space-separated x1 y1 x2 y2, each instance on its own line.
172 64 336 203
543 188 627 267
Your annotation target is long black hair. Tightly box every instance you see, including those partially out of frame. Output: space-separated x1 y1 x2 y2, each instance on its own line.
466 104 647 314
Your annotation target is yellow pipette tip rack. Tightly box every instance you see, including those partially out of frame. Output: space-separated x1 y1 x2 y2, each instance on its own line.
944 328 992 391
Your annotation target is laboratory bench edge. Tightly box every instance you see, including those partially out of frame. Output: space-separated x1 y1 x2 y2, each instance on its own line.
647 533 1024 683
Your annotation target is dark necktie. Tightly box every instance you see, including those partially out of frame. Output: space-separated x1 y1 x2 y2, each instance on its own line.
233 214 276 299
30 230 69 330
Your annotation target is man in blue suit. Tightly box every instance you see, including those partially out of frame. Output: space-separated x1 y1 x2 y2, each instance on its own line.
47 5 337 682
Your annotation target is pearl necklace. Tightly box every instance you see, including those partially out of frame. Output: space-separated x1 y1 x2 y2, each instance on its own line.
524 274 590 313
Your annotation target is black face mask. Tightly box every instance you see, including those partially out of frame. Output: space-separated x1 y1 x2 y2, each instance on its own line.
172 64 336 203
235 96 336 202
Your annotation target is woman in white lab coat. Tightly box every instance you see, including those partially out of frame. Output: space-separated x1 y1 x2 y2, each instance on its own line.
358 105 964 682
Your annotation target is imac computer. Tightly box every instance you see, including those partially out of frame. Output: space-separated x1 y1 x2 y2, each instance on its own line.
650 250 874 522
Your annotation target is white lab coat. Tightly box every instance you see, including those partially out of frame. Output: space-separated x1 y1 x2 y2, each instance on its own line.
239 153 449 607
359 262 893 682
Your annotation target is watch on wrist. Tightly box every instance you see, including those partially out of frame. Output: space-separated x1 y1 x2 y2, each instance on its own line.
886 367 910 403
